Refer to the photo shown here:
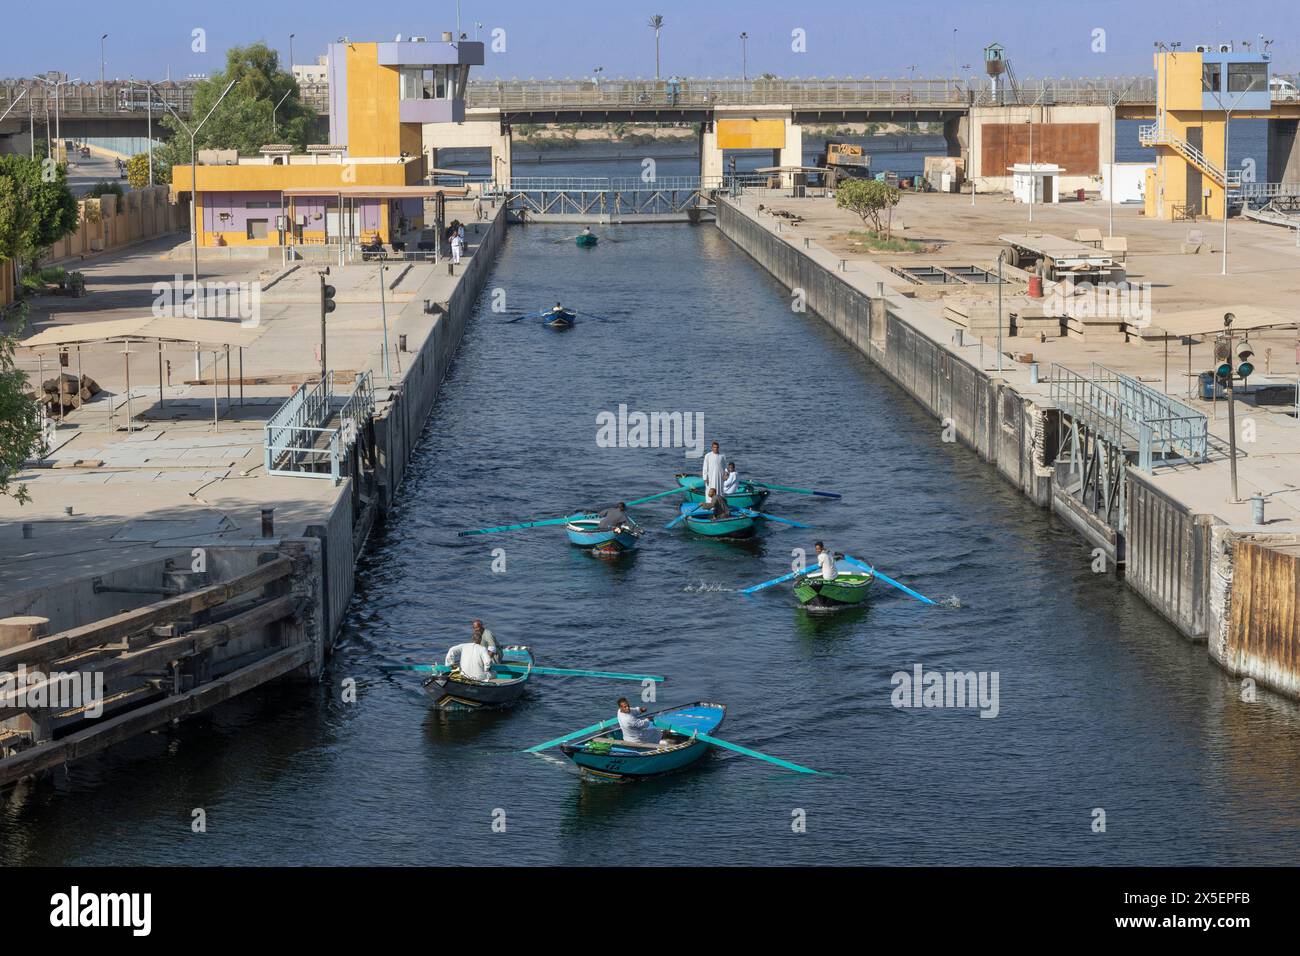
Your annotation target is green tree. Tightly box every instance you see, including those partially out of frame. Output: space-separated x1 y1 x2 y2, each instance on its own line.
155 43 316 174
0 155 79 270
0 304 45 503
836 178 901 234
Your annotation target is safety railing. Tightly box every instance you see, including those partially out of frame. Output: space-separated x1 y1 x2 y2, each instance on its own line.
1049 363 1207 470
264 370 374 484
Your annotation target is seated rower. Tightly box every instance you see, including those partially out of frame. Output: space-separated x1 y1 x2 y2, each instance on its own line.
810 540 842 581
722 462 741 497
445 631 494 681
596 502 631 532
703 486 730 518
471 619 500 662
616 697 662 745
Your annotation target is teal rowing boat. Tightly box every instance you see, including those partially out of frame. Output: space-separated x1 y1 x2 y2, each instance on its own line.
677 502 755 538
575 232 598 247
674 473 769 511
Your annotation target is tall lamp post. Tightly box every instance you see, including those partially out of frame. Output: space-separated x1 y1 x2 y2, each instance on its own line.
38 74 78 160
1107 80 1136 237
148 78 238 317
740 32 748 82
1208 75 1260 276
99 34 108 111
289 34 295 72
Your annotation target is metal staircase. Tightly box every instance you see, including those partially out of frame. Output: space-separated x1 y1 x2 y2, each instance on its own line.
1139 125 1240 189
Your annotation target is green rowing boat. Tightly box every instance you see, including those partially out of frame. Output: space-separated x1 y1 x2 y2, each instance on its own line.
793 570 874 609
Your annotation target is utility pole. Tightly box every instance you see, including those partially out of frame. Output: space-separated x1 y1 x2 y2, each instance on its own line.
99 34 108 111
378 264 391 378
996 251 1005 373
319 268 335 382
1223 317 1239 502
740 32 748 82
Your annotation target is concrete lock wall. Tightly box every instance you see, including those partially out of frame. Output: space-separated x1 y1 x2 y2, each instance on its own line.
715 200 1054 510
1125 470 1216 641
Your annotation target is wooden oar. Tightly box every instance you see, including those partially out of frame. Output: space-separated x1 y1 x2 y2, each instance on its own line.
740 566 808 595
458 513 586 536
752 481 842 499
842 555 936 606
624 487 689 507
656 724 821 775
735 507 811 529
665 505 709 529
524 716 619 753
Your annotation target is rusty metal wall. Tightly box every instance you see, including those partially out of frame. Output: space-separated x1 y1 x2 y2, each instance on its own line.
1225 540 1300 699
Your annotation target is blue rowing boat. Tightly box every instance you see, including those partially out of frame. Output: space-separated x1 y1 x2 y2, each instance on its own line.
543 306 576 329
676 501 755 538
560 701 726 780
564 515 643 554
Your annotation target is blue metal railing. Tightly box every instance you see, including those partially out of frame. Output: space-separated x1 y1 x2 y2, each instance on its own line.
1049 363 1208 470
264 371 374 484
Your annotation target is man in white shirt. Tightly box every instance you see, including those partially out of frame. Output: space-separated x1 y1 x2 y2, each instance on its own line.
722 462 740 496
701 441 725 500
445 632 494 681
616 697 662 745
812 540 839 581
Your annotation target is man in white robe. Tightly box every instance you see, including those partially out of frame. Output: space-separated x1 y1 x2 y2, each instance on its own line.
445 633 494 681
616 697 662 745
701 441 725 501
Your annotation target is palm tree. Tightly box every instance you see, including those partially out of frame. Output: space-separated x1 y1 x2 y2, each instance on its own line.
648 15 665 79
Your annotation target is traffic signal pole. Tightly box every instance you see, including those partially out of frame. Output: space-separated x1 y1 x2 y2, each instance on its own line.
1225 328 1239 503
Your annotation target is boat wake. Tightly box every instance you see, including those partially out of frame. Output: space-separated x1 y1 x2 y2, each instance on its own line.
681 581 734 593
938 595 963 608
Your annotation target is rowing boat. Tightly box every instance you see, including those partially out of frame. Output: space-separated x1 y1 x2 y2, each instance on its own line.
674 473 769 511
677 501 755 539
793 570 875 609
543 307 577 329
565 515 643 554
423 645 534 710
559 701 726 780
575 233 598 248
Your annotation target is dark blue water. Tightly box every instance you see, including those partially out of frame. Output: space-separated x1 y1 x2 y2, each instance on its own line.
4 222 1300 866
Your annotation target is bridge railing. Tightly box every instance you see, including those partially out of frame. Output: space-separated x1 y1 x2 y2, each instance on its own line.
0 81 332 120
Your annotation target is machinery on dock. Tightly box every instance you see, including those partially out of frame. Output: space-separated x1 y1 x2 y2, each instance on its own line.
999 233 1126 283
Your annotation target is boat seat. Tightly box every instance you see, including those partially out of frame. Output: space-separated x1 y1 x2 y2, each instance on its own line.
590 736 663 750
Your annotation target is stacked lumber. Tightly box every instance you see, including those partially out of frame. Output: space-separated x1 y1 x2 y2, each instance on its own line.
942 298 1010 337
38 373 100 417
1012 302 1064 338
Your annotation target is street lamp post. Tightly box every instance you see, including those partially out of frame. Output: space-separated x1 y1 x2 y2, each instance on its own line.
1209 77 1259 276
378 264 391 378
289 34 295 71
1108 81 1136 237
99 34 108 111
148 79 238 317
740 32 748 82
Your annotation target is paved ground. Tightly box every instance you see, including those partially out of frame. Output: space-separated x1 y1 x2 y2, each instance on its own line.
1 199 489 603
736 190 1300 529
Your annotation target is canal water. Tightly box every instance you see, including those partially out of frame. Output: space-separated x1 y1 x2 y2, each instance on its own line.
5 220 1300 866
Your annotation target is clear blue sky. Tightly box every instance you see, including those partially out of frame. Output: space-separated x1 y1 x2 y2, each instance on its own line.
2 0 1298 82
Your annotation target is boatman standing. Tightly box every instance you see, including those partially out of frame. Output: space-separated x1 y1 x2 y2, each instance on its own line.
701 441 726 502
471 619 500 661
722 462 741 496
811 541 840 581
446 631 494 681
616 697 662 745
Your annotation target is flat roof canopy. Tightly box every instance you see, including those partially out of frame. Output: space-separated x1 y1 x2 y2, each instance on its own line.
22 316 264 352
1151 306 1298 336
280 185 470 199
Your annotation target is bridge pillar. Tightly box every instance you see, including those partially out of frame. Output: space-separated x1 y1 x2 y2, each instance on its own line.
779 120 803 171
700 123 724 182
700 112 801 183
492 127 512 188
1268 119 1300 185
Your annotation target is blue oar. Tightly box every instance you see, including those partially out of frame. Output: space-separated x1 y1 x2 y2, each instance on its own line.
752 481 842 499
656 724 821 775
458 513 587 536
524 716 620 753
843 555 936 606
740 565 809 595
502 665 665 682
625 487 689 507
503 309 547 324
735 507 811 529
665 505 709 529
572 310 616 322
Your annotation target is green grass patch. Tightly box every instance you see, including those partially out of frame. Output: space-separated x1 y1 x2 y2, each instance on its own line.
846 230 927 253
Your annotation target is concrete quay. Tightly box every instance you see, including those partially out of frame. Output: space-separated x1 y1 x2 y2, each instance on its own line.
716 190 1300 699
0 201 502 781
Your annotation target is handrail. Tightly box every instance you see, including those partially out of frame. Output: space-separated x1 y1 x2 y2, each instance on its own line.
264 370 373 484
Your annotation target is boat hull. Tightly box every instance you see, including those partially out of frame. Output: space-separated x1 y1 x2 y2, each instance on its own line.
544 308 576 330
793 572 874 608
678 502 755 539
423 646 533 710
675 473 769 511
560 702 726 780
575 234 598 247
565 517 641 553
